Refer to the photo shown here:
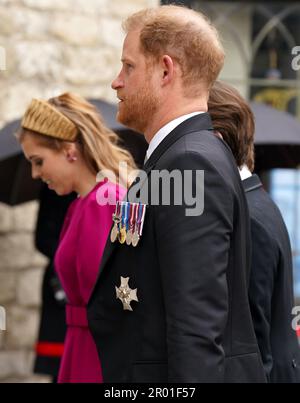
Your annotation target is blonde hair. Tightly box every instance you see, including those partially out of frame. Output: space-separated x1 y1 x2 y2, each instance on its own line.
18 92 137 187
124 5 225 95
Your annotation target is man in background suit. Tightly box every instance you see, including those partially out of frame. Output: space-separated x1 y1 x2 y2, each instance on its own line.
88 5 265 382
208 80 300 382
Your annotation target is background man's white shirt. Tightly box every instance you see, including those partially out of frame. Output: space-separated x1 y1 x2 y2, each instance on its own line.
239 165 252 181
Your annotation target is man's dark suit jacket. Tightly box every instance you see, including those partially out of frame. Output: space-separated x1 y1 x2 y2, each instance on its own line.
244 174 300 383
87 114 266 383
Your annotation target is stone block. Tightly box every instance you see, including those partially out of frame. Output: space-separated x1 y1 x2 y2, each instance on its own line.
98 17 124 49
0 6 18 36
0 330 4 349
22 0 108 13
0 204 13 233
16 268 43 307
0 233 36 271
0 82 52 122
0 350 32 379
5 306 39 349
4 374 51 383
0 273 17 303
15 7 49 39
64 47 117 85
14 41 63 80
31 251 48 268
51 14 100 46
22 0 71 11
107 0 159 18
12 201 38 232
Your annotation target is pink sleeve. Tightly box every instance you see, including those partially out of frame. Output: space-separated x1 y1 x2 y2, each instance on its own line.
76 184 126 303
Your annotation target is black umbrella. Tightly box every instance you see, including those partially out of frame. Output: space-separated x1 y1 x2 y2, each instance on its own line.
0 120 42 206
251 102 300 145
250 102 300 172
0 99 147 206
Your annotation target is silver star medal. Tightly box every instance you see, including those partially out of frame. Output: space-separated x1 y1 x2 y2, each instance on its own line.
115 276 138 311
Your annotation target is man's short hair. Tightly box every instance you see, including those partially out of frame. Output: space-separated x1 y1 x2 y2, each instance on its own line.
123 5 225 96
208 81 255 172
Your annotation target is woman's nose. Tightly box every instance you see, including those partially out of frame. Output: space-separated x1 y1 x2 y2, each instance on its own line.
31 166 41 180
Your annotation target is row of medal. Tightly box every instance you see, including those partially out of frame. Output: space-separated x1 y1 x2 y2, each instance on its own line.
110 201 147 247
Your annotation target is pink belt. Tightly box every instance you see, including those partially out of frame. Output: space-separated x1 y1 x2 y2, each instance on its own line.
66 305 88 328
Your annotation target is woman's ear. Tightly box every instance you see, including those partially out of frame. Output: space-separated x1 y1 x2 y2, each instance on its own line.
63 142 78 162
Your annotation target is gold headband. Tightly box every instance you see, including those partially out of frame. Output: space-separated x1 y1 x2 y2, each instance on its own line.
21 99 78 141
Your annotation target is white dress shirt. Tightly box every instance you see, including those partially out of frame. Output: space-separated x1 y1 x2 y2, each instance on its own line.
145 112 204 162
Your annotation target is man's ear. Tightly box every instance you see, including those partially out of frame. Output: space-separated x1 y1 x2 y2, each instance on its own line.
161 55 175 87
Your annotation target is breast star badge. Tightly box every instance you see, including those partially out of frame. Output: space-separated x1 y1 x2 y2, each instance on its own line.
115 276 138 311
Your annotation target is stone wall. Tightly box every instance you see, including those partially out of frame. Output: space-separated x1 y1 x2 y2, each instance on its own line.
0 202 48 382
0 0 158 382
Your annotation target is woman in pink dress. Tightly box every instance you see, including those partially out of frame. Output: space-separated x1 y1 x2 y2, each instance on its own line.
17 93 135 383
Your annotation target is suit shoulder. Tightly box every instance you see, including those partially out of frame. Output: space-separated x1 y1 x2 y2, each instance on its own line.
246 188 291 249
163 130 234 169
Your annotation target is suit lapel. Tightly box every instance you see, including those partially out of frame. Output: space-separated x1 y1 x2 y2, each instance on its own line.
243 174 263 193
94 113 213 285
92 164 154 288
144 112 213 169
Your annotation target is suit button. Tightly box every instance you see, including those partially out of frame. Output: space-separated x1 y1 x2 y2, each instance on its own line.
292 359 297 368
